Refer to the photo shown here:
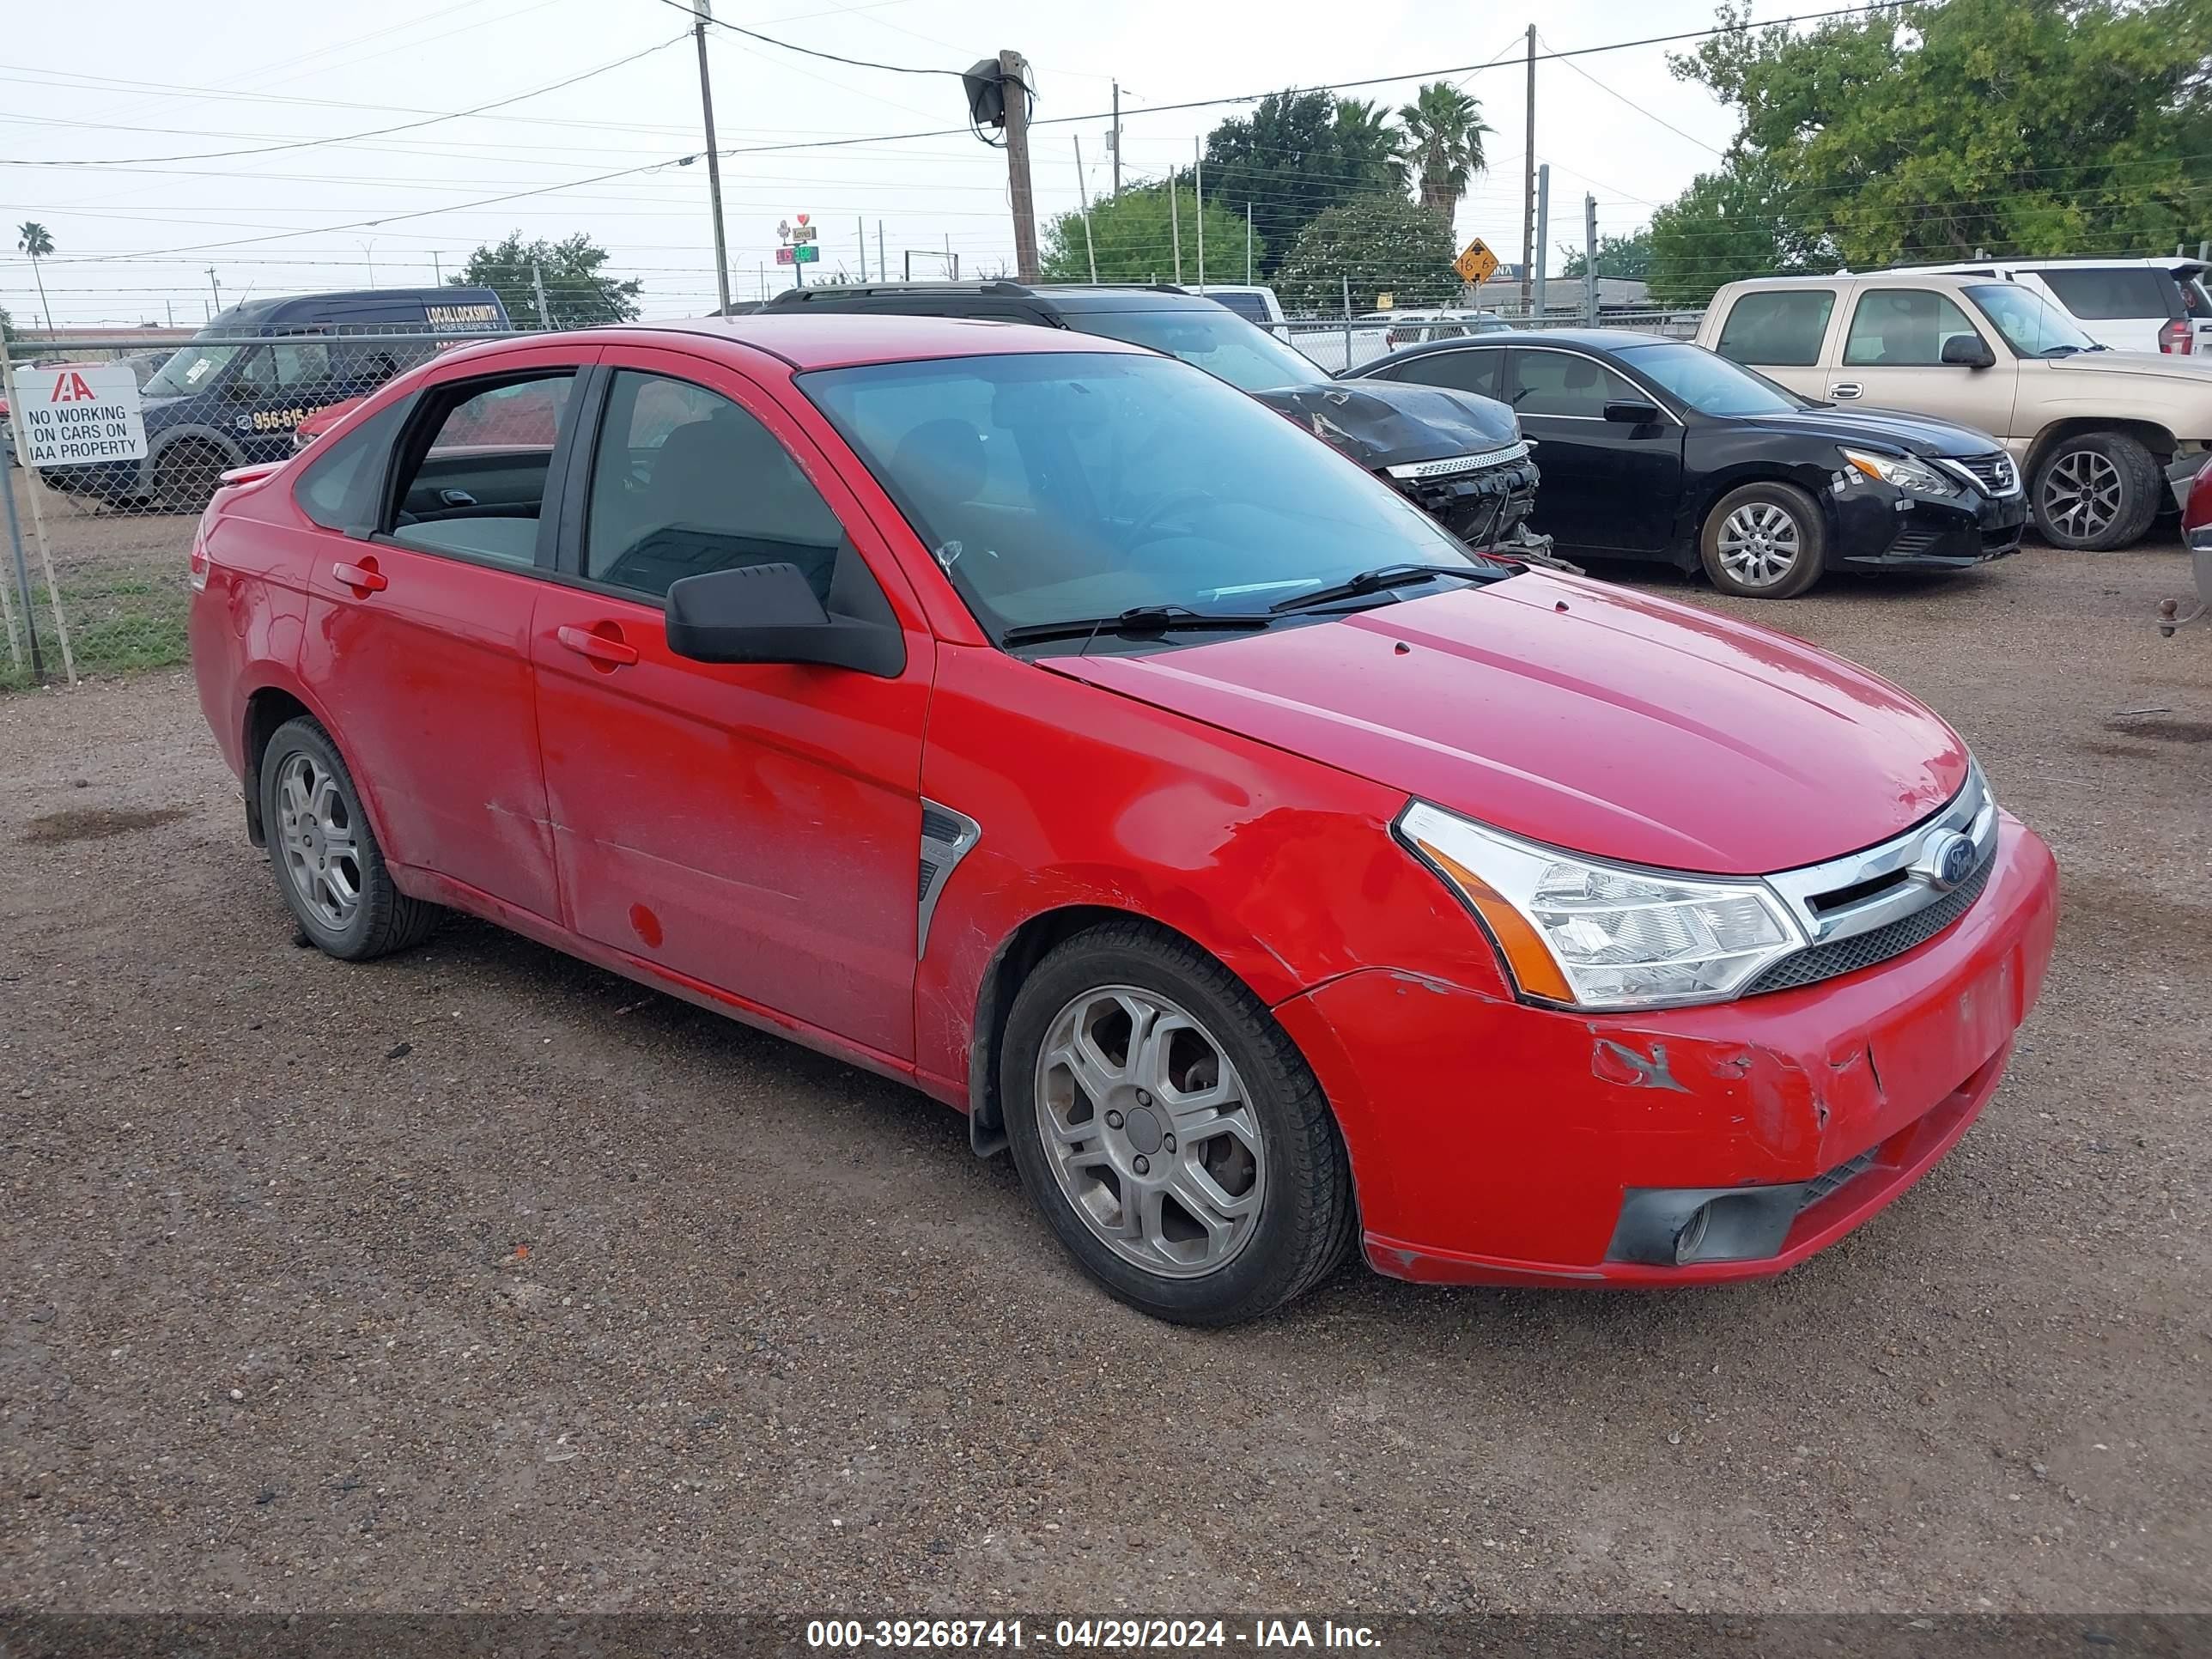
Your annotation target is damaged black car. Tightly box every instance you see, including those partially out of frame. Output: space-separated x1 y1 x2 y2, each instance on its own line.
757 281 1548 558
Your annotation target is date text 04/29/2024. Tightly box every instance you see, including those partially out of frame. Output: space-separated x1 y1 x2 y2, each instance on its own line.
804 1620 1382 1650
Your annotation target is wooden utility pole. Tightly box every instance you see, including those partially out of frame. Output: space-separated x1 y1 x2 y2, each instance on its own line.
693 1 732 315
1074 136 1099 283
1521 24 1536 317
1111 80 1123 195
1000 50 1039 283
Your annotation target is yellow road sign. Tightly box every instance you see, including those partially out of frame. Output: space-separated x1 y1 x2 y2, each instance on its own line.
1454 237 1499 285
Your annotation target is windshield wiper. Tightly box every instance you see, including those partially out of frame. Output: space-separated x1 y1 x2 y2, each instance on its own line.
999 604 1276 648
1268 562 1503 615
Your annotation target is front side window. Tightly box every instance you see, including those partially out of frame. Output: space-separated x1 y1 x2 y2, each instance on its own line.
1966 283 2102 358
1383 348 1504 400
1715 289 1835 367
1509 349 1638 417
1065 307 1321 392
1842 289 1984 367
802 351 1486 636
583 370 848 603
386 371 575 567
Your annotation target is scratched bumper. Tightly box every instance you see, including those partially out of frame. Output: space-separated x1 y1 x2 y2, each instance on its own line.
1272 813 2059 1287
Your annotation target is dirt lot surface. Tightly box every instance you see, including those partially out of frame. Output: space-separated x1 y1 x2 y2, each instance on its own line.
2 542 2207 1617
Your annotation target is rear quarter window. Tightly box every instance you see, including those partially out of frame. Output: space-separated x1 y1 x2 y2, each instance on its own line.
295 398 411 532
1716 289 1836 367
2036 266 2179 320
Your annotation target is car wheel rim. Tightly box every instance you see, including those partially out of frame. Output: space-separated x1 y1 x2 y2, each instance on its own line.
275 752 362 931
1034 985 1265 1280
2039 449 2122 542
1717 501 1802 587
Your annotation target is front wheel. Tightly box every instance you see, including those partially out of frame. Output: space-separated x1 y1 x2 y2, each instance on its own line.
1000 920 1354 1325
1699 481 1826 599
155 438 234 514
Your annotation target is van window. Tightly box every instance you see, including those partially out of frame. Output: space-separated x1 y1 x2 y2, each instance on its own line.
1715 290 1835 367
2036 266 2179 321
233 342 334 392
1843 289 1983 367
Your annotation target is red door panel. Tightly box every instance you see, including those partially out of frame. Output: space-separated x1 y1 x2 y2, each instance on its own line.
529 346 935 1059
303 544 560 919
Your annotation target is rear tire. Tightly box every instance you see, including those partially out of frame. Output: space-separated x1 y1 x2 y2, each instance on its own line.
1699 481 1826 599
258 717 438 961
1000 919 1354 1326
2030 432 2161 550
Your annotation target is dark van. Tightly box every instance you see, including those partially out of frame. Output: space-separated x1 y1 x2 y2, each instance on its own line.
46 287 510 509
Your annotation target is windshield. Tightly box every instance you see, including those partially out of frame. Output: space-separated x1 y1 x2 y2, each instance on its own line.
802 351 1488 639
1965 283 2100 357
1064 307 1322 392
1611 342 1805 415
143 343 242 398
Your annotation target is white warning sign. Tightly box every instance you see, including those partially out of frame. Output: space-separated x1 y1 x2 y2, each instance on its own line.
15 362 149 466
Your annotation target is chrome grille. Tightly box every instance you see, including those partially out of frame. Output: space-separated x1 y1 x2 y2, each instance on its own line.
1946 452 2020 496
1743 853 1993 994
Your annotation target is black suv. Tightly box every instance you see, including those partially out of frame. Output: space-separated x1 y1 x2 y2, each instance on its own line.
763 281 1544 554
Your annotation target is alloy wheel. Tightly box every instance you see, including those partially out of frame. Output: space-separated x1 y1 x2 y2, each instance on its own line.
2039 448 2123 543
275 750 362 931
1717 501 1802 588
1033 985 1265 1279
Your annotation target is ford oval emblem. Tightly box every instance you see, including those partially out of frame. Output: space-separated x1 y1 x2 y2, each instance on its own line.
1923 830 1976 890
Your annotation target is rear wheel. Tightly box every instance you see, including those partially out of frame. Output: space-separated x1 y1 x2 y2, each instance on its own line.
1000 920 1354 1325
2031 432 2161 550
155 438 234 514
1699 481 1826 599
258 717 438 961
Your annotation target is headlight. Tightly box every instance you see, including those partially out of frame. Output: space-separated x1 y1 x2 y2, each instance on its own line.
1397 802 1808 1010
1840 447 1958 497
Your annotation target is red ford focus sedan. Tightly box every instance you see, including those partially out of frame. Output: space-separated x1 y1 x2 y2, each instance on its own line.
189 317 2059 1324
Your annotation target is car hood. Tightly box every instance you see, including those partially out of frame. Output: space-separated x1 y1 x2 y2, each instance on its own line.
1735 404 2002 458
1250 379 1520 468
1042 572 1967 875
2045 348 2212 391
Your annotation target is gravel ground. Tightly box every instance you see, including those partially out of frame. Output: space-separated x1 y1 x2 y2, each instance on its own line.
1 541 2207 1617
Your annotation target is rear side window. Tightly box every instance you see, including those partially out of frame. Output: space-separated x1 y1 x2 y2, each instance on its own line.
2036 266 2179 320
1383 347 1504 400
386 372 576 567
1843 289 1982 367
296 398 410 532
583 370 848 603
1716 289 1835 366
1509 349 1639 417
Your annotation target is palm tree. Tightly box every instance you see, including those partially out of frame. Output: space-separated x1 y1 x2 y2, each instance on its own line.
1397 84 1492 228
16 222 54 335
1331 98 1407 194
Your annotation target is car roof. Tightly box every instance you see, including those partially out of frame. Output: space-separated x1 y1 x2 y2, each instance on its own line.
764 280 1231 317
452 313 1158 374
1917 256 2206 275
1376 328 1675 356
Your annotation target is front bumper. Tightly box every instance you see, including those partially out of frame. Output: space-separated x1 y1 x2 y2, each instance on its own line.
1386 454 1540 550
1273 812 2058 1287
1830 477 2027 570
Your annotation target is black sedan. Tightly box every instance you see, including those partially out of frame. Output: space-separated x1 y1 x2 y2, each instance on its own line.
1358 329 2028 599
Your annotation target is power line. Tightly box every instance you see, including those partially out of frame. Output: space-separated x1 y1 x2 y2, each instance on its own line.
649 0 963 77
1536 31 1728 157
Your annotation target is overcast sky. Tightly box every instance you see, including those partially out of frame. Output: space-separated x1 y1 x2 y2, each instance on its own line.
3 0 1754 328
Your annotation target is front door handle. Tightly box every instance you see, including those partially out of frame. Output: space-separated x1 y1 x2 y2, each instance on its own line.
1831 382 1863 400
332 558 387 595
556 623 641 669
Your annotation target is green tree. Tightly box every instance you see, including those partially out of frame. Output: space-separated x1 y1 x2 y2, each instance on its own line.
1647 159 1820 306
1200 91 1407 277
16 222 55 335
1559 231 1653 281
1274 195 1458 313
1672 0 2212 268
1396 82 1492 228
453 232 641 328
1041 183 1261 283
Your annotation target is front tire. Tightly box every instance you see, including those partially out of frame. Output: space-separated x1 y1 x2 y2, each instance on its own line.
155 438 234 514
1699 481 1826 599
258 717 438 961
1000 920 1354 1326
2031 432 2161 550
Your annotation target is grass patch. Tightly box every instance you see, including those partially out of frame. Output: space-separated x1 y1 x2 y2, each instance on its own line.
1 572 190 687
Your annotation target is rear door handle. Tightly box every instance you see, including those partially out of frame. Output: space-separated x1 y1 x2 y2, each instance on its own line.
556 623 641 668
331 559 387 594
1830 382 1863 400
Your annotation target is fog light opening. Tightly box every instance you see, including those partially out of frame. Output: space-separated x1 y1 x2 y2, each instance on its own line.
1674 1203 1713 1266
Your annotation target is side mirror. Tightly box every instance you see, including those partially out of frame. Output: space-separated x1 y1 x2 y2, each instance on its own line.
1603 398 1663 425
665 561 905 678
1940 332 1996 369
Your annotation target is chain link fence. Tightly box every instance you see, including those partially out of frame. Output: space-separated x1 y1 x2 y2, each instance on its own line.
2 325 541 689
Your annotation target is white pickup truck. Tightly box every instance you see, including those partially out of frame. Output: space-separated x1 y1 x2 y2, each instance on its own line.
1698 270 2212 550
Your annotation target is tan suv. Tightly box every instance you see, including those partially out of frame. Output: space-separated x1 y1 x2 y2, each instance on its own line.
1698 271 2212 550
